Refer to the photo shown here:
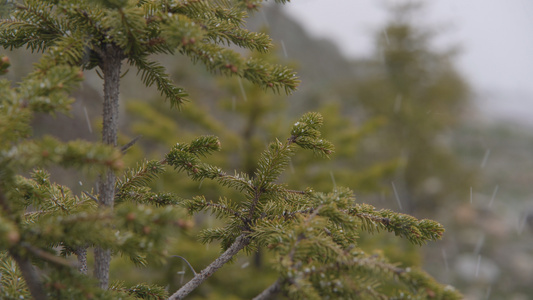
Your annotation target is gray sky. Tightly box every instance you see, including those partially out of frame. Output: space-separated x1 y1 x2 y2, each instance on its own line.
283 0 533 124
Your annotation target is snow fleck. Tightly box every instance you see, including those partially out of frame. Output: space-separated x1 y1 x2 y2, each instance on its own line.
383 29 390 45
280 40 288 58
473 234 485 255
481 149 491 168
475 255 481 277
330 171 337 192
83 106 92 133
488 185 499 208
237 77 247 102
391 181 402 210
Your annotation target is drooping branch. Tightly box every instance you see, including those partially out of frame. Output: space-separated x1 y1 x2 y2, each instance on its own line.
21 243 77 268
168 233 250 300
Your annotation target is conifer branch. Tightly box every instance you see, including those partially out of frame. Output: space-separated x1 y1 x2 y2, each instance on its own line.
183 197 244 221
348 205 445 245
128 56 188 108
168 233 250 300
116 159 165 194
21 243 77 268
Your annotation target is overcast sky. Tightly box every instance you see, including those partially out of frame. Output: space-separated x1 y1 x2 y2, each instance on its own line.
283 0 533 124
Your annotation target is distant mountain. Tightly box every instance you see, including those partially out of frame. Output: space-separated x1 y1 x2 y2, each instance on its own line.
246 5 359 111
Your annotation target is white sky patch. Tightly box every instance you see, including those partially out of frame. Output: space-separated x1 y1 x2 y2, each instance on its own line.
284 0 533 124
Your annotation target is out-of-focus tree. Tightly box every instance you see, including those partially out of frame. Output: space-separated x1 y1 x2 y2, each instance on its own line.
352 3 475 215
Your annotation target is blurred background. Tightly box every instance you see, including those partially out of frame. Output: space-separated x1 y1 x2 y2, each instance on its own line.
4 1 533 299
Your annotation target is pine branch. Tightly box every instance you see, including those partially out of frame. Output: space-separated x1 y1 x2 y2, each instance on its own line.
128 56 188 108
168 233 250 300
348 204 445 245
183 196 244 221
254 139 294 189
171 0 247 27
201 17 273 52
116 159 165 194
178 42 299 94
125 283 169 299
215 171 255 194
21 242 77 268
8 136 122 175
289 112 334 157
102 4 146 55
0 2 64 52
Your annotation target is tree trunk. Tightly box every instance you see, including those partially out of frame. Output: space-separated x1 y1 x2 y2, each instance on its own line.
11 252 47 300
94 44 122 289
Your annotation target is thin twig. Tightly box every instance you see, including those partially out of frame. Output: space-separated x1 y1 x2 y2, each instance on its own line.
253 278 283 300
82 191 99 203
120 135 142 154
171 255 197 275
285 189 307 195
167 233 250 300
21 243 78 268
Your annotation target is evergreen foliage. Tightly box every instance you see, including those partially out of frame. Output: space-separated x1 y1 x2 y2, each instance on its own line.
165 113 458 299
0 1 460 299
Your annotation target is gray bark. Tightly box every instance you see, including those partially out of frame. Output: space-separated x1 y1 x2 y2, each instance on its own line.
11 252 47 300
75 246 88 274
94 44 122 290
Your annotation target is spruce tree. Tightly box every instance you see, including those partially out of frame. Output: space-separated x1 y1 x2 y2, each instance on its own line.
352 3 475 215
1 1 460 299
